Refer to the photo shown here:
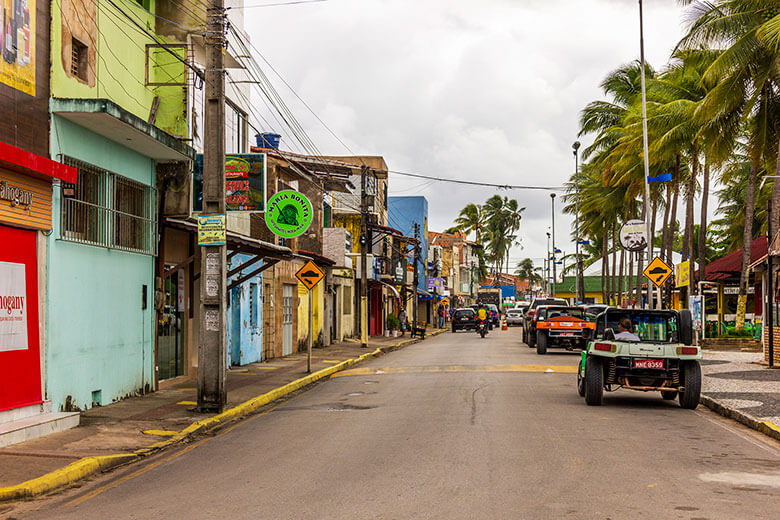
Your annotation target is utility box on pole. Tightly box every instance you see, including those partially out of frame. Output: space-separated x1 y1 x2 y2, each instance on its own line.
198 3 227 413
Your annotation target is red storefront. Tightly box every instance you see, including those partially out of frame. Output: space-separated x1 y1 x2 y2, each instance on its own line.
0 142 76 413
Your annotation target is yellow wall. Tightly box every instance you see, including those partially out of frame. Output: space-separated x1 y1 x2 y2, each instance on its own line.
556 291 603 304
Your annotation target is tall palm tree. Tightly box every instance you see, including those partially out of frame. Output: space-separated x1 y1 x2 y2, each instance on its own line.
446 203 485 242
514 258 542 287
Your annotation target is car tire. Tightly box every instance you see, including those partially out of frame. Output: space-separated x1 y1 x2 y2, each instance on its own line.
584 356 603 406
529 331 536 347
661 390 676 400
537 332 547 355
679 309 694 346
679 360 702 410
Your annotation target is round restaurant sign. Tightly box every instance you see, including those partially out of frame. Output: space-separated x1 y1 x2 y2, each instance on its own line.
265 190 313 238
619 219 648 252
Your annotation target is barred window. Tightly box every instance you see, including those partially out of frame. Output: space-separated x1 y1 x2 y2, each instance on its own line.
60 157 157 255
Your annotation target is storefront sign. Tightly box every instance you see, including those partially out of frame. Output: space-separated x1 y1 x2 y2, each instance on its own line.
0 180 32 208
0 0 36 96
265 190 313 238
619 219 647 252
676 261 690 288
427 277 443 291
197 214 226 246
0 261 27 351
193 153 267 212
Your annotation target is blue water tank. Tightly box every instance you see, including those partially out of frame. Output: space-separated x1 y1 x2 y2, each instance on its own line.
255 133 281 149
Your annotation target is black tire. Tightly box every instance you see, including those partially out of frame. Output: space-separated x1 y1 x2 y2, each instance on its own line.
661 390 676 400
537 331 548 355
577 368 586 397
584 356 604 406
529 330 536 348
480 328 486 338
679 309 694 346
679 360 702 409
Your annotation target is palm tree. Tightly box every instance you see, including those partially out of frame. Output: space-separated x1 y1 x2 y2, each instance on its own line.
446 203 485 242
514 258 542 288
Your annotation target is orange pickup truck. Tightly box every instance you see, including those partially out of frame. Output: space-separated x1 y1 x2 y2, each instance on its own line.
533 306 595 355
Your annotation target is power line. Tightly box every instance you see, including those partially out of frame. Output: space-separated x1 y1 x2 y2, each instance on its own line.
232 0 328 9
388 169 564 191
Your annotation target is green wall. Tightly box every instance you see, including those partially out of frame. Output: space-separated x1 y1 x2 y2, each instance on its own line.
51 0 188 137
47 116 156 411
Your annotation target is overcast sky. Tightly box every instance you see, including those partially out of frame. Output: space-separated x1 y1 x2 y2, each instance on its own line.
243 0 689 272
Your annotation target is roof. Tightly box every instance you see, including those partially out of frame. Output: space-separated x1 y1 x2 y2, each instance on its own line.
702 236 767 281
166 218 293 258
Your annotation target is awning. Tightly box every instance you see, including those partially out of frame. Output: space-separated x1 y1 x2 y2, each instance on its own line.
0 141 77 183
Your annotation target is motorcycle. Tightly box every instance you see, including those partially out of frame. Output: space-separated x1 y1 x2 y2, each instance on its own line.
476 320 488 338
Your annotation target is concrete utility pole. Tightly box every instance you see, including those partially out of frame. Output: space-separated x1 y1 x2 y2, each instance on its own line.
198 1 227 412
639 0 654 310
573 141 584 304
413 223 420 329
360 165 369 347
551 193 557 297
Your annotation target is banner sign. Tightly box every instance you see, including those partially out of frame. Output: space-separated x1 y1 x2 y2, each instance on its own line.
264 189 313 238
427 277 443 291
0 0 35 96
676 260 690 288
0 261 27 352
193 153 267 212
197 214 226 245
619 220 648 252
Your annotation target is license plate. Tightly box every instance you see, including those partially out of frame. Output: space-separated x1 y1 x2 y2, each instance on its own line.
561 322 573 327
560 332 575 336
634 359 664 369
461 318 469 321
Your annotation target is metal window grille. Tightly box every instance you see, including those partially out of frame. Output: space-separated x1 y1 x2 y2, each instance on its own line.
60 157 157 255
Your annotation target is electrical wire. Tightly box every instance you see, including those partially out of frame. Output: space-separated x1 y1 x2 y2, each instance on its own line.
388 169 564 191
233 0 328 8
118 0 204 32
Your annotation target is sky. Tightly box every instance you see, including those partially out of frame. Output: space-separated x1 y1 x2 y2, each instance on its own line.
242 0 691 273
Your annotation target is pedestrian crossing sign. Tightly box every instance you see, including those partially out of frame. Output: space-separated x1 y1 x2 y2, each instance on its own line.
643 256 673 287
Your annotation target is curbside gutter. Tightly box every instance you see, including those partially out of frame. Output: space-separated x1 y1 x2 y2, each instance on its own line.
700 395 780 443
0 332 446 503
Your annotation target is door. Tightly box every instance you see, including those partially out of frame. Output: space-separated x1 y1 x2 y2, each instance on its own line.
282 284 294 356
0 226 42 411
157 270 184 380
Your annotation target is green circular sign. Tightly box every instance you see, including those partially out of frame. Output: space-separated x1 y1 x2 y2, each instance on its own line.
265 190 313 238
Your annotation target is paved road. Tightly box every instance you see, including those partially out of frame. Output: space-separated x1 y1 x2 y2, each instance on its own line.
12 327 780 519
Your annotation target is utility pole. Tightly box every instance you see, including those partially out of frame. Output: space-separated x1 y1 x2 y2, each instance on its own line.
413 223 420 329
360 165 369 348
198 1 227 412
551 193 557 297
639 0 654 310
546 232 551 296
573 141 584 304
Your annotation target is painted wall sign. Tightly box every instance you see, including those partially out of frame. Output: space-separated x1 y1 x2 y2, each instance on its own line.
0 0 36 96
0 179 32 207
0 169 51 230
0 260 27 351
265 189 313 238
197 214 226 246
193 153 267 212
619 219 647 252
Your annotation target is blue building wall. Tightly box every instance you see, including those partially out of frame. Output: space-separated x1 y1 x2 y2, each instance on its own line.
227 254 263 366
388 196 428 292
47 116 155 411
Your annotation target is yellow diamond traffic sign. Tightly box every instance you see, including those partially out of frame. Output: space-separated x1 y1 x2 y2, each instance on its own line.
296 260 325 291
643 256 673 287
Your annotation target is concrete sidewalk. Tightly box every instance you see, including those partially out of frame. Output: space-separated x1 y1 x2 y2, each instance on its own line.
0 329 444 499
701 349 780 440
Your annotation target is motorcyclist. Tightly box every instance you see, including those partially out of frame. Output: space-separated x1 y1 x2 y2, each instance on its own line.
475 304 489 334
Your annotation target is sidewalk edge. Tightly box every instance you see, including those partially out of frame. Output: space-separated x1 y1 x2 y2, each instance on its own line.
700 394 780 442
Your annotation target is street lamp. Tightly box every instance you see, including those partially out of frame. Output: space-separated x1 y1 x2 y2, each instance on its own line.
573 140 582 304
551 193 556 297
546 232 551 296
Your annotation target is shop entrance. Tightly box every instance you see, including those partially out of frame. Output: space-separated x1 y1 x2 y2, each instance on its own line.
157 269 184 380
0 226 42 411
282 284 294 355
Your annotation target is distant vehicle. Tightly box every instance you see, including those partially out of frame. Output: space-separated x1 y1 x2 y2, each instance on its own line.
486 304 500 327
532 306 594 354
505 308 524 326
577 308 701 408
452 308 476 332
514 302 530 312
477 288 501 308
523 298 568 341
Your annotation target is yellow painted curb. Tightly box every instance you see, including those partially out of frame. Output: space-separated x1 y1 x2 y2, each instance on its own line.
0 346 390 503
760 421 780 437
0 454 137 502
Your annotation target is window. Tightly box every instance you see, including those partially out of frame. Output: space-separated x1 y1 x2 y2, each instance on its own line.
60 157 157 255
71 37 88 82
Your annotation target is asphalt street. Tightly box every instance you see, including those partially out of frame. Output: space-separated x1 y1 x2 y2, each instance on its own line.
11 327 780 519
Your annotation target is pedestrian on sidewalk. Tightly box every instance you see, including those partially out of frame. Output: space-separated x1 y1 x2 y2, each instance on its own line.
399 307 408 336
437 304 445 329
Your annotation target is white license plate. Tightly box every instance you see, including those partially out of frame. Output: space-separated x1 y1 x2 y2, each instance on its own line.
634 359 664 369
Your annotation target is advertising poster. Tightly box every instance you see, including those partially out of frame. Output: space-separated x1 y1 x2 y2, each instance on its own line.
193 153 266 212
0 260 27 351
619 219 648 252
0 0 35 96
264 189 313 238
689 295 703 331
676 261 690 288
197 214 226 246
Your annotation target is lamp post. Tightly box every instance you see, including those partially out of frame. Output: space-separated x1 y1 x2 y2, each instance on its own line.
573 141 582 304
551 193 557 297
638 0 654 310
546 232 551 296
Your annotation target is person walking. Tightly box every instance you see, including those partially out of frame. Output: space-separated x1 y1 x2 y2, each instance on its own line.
437 304 445 329
399 307 408 337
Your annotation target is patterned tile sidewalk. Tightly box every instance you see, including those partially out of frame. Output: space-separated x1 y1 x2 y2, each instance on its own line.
701 350 780 427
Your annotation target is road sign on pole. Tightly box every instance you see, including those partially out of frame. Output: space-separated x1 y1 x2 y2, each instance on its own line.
296 260 325 290
643 256 673 287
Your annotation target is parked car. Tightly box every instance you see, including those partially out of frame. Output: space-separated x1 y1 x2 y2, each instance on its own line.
505 308 524 326
523 298 568 342
452 308 477 332
533 306 594 354
577 308 701 408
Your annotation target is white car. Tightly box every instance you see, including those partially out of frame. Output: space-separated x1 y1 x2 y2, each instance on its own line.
505 308 524 326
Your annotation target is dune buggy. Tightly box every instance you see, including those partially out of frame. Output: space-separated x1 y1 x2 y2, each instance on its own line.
533 306 595 354
577 308 702 409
